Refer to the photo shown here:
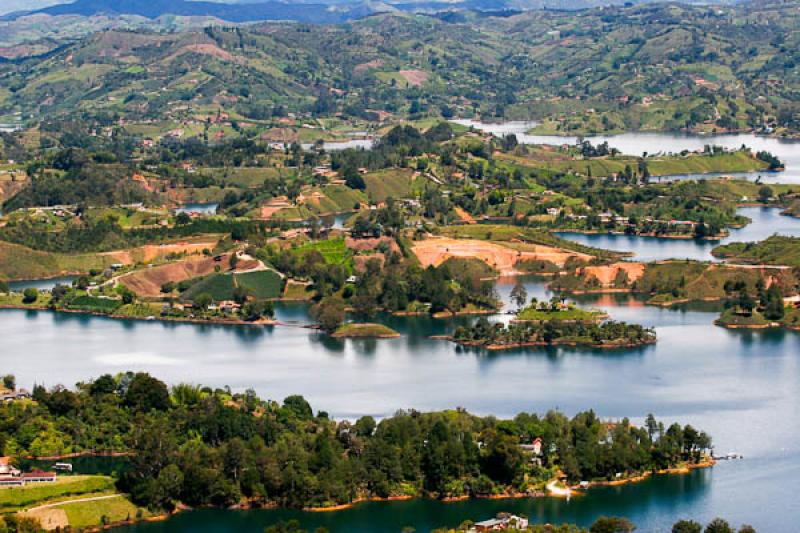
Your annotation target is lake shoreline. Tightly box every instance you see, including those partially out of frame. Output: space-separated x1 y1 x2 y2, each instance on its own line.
443 336 657 351
0 302 279 328
555 228 728 241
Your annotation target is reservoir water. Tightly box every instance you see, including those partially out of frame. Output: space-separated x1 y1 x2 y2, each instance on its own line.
173 203 219 216
451 120 800 184
3 273 799 530
4 140 800 531
8 276 77 292
557 206 800 262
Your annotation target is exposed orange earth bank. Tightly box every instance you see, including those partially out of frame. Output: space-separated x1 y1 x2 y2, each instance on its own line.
116 253 260 297
578 262 646 286
100 240 218 265
412 237 590 275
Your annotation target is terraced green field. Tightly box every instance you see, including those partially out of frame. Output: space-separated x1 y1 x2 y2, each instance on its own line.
0 476 115 513
67 295 123 313
235 270 283 299
296 237 352 267
363 169 416 203
497 151 767 178
180 274 235 301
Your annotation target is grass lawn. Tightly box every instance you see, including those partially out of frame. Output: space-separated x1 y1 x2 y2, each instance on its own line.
331 323 400 338
438 224 525 241
496 150 766 178
0 241 113 280
282 280 313 300
67 295 123 313
0 476 115 512
712 236 800 267
362 168 416 203
180 273 235 302
60 495 151 528
516 306 604 322
234 270 283 299
296 237 352 268
116 303 163 318
440 257 497 280
321 184 366 212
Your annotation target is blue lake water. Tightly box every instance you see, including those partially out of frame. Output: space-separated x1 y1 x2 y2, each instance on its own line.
557 206 800 262
452 120 800 184
2 270 799 530
174 203 218 216
4 157 800 531
7 276 76 292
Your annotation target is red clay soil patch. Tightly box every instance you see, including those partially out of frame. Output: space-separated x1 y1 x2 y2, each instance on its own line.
260 127 299 143
354 253 385 272
177 44 240 63
453 207 477 224
99 241 217 266
0 43 53 60
0 179 27 202
345 236 400 254
412 237 588 276
119 254 261 297
22 508 68 530
398 69 428 86
354 59 384 74
579 262 645 286
118 255 233 297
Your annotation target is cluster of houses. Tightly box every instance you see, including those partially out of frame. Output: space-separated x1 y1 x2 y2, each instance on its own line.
519 437 544 466
566 212 697 229
470 514 529 532
161 300 242 316
0 457 56 488
0 388 30 402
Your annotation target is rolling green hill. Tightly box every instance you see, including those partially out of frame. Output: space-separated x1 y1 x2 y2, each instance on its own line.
0 2 797 134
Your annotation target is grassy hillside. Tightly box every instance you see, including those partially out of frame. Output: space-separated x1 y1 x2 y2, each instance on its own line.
0 476 115 513
180 273 236 301
363 169 417 203
498 151 768 178
0 241 113 280
234 269 283 299
0 2 797 133
712 235 800 267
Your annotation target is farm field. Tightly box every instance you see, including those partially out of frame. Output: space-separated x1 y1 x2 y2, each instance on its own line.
362 169 417 203
180 273 235 302
67 295 123 313
0 476 115 513
234 269 283 299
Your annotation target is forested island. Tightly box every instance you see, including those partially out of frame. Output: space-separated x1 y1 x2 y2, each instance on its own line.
452 317 655 350
0 372 713 530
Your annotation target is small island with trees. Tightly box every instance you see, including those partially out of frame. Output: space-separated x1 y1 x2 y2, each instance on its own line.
450 293 654 350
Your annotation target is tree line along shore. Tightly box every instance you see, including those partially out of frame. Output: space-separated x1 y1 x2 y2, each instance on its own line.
0 372 714 531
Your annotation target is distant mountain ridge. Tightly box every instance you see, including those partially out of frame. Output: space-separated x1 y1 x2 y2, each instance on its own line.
2 0 377 23
2 0 747 22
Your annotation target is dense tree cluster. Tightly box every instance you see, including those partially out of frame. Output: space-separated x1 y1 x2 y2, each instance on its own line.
0 216 270 254
0 373 710 512
453 317 656 349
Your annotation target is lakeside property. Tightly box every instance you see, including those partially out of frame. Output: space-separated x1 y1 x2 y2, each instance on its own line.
0 371 712 531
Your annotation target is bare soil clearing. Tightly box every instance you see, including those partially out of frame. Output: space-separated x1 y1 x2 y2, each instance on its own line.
100 240 217 265
579 262 646 286
119 254 261 297
398 69 428 86
412 237 589 275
